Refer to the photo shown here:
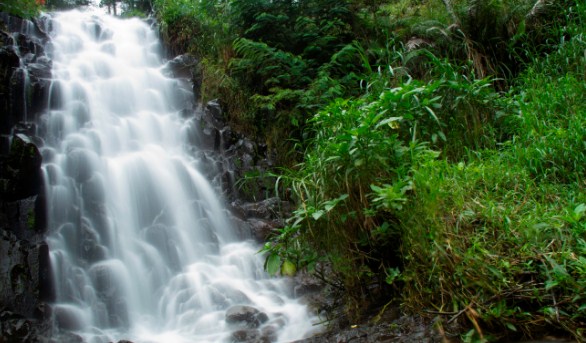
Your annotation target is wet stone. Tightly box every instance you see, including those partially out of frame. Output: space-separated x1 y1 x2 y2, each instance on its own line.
226 305 269 329
230 328 273 343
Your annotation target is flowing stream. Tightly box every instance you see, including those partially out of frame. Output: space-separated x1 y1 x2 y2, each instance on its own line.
41 10 318 343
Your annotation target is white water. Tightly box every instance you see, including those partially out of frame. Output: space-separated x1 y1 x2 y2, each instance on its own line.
41 10 319 343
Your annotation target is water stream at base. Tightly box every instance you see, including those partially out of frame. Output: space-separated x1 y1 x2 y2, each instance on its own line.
41 10 319 343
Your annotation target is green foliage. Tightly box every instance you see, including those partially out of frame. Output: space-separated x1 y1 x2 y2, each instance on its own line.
46 0 90 10
225 0 360 153
398 0 580 81
399 154 586 340
510 11 586 183
0 0 42 18
155 0 232 58
394 4 586 339
262 81 443 308
232 38 311 93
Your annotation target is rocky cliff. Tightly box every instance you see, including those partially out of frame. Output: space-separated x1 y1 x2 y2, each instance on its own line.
0 12 54 342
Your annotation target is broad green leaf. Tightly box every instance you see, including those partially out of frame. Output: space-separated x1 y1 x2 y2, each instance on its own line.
265 253 281 276
311 210 325 220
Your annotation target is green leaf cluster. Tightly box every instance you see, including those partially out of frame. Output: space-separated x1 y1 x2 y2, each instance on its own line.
1 0 42 18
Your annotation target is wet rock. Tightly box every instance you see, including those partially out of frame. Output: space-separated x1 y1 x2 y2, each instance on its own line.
186 100 281 202
27 61 51 80
247 218 279 243
0 13 48 40
48 79 64 110
89 264 130 329
230 198 292 221
0 12 52 343
226 305 269 329
0 231 53 319
209 282 251 309
1 133 43 201
50 331 84 343
54 306 86 331
293 272 323 299
163 53 198 79
1 194 46 240
230 197 292 243
261 324 279 342
231 328 267 343
203 99 224 129
79 221 108 263
143 223 181 272
27 61 52 117
65 147 100 183
0 311 36 342
0 44 21 134
0 16 51 134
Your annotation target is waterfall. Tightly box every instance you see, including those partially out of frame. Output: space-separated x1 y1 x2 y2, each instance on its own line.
41 10 318 343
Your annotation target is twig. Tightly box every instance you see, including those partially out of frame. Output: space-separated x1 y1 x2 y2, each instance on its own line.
448 302 474 324
424 310 459 315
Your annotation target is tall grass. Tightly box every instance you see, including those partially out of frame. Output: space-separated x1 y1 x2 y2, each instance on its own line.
400 154 586 340
398 3 586 339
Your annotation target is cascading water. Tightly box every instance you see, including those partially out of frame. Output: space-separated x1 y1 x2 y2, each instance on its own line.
41 9 319 343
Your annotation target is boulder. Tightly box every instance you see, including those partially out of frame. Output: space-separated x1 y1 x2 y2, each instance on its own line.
231 328 276 343
225 305 269 329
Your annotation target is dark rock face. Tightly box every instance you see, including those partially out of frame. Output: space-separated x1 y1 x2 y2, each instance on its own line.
163 53 198 79
229 198 293 243
162 53 201 102
0 230 54 343
184 100 275 201
1 134 43 201
182 100 294 242
0 231 52 315
0 11 53 343
0 13 52 138
0 309 47 343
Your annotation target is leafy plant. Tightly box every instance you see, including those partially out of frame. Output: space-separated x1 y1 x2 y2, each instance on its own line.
1 0 42 18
